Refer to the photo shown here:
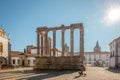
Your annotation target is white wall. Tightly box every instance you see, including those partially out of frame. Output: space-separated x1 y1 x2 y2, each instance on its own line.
118 57 120 65
0 37 9 58
85 53 110 67
11 57 19 66
110 41 116 57
109 40 118 68
118 47 120 56
31 49 37 54
109 57 115 68
27 57 35 66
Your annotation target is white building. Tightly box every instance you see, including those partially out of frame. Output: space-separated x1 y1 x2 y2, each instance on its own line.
84 52 110 67
85 41 110 67
0 27 11 66
11 51 36 67
109 37 120 68
75 41 110 67
11 46 68 67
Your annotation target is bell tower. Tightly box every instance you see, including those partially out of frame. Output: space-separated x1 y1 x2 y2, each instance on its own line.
94 41 101 52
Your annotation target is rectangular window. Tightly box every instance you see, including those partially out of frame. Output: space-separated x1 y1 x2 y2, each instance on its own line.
13 59 15 64
28 60 30 64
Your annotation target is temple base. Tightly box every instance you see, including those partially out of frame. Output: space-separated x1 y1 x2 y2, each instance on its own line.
33 55 85 71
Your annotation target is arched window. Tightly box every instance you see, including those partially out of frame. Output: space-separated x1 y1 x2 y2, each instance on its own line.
0 42 3 53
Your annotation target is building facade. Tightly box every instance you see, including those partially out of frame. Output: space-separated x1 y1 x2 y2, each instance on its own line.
11 51 36 67
0 27 11 66
11 40 110 67
84 52 110 67
75 41 110 67
109 37 120 68
11 45 68 67
85 41 110 67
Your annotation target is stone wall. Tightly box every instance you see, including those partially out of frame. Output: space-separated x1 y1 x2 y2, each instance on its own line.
33 55 85 71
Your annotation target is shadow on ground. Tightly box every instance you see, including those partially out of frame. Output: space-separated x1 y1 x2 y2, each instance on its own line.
106 68 120 73
19 69 79 80
0 68 83 80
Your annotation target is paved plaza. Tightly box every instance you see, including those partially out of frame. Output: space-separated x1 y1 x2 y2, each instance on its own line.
0 67 120 80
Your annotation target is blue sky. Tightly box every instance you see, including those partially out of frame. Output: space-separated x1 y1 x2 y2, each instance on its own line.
0 0 120 52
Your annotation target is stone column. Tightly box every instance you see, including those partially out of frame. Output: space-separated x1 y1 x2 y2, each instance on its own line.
49 40 51 57
61 27 65 56
53 29 56 56
37 32 40 56
39 34 41 55
45 30 48 56
70 27 74 56
80 28 84 55
41 33 44 56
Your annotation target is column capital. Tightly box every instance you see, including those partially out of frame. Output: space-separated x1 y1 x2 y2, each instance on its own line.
61 24 65 31
61 28 65 32
53 29 56 33
40 31 44 37
45 28 48 32
70 27 74 31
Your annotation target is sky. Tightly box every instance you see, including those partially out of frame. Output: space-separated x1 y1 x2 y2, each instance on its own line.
0 0 120 52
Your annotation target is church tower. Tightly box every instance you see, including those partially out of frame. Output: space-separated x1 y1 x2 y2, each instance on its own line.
94 41 101 52
0 27 11 66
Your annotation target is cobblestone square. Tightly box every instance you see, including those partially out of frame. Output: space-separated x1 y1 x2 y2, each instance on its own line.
0 67 120 80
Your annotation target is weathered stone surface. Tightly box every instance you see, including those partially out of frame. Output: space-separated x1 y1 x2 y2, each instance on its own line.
36 23 85 70
33 55 85 70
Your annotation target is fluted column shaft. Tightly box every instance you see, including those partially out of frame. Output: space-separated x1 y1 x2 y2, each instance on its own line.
53 29 56 56
41 34 43 56
80 29 84 55
37 32 40 55
61 29 65 56
70 28 74 56
49 40 51 57
45 30 48 56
